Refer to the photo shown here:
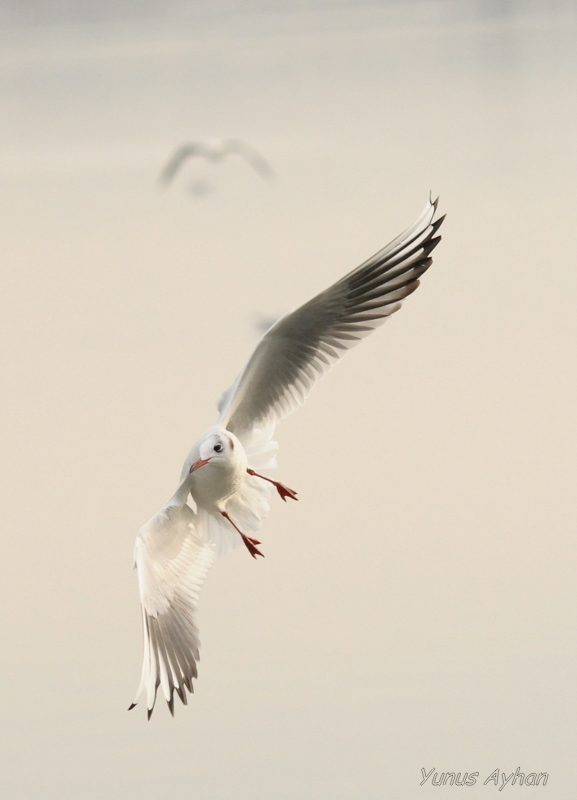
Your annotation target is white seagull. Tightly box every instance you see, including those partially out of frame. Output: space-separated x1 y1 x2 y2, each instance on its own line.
129 197 444 718
158 138 274 186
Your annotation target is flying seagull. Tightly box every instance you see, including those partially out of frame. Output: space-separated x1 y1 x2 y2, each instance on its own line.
158 138 274 186
129 196 444 718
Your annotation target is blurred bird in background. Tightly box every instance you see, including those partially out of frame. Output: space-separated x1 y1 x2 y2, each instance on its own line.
158 138 275 189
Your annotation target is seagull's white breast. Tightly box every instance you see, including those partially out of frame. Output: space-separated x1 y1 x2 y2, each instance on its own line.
190 447 248 511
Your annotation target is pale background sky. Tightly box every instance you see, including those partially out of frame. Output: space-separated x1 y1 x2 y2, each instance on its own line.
1 1 576 798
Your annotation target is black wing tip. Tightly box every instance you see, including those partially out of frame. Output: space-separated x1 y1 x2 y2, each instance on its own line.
142 681 194 720
431 216 445 237
176 685 188 705
128 702 137 711
423 235 442 258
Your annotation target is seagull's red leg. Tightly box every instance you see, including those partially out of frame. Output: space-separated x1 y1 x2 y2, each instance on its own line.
220 511 264 559
247 468 298 502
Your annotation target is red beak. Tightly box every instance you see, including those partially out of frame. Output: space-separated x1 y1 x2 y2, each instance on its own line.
190 457 212 473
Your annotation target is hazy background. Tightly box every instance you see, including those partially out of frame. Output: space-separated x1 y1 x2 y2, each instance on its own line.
1 1 576 797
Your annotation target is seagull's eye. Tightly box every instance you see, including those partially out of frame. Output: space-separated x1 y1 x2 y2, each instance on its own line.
214 443 223 453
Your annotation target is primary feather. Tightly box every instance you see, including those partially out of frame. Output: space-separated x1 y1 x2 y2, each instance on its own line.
131 498 215 718
219 197 442 435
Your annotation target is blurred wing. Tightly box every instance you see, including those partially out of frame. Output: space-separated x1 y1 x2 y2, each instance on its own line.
158 143 206 185
223 139 274 179
130 506 215 718
218 197 444 437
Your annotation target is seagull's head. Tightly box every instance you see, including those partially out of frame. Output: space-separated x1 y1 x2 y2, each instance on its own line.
189 431 240 473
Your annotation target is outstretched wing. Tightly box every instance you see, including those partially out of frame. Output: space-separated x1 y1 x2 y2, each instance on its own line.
218 197 444 437
223 139 275 179
130 505 215 718
158 143 208 185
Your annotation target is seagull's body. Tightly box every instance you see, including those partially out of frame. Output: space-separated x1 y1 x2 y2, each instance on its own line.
159 138 274 186
130 197 444 718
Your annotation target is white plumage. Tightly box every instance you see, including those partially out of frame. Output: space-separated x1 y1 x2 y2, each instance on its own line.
130 196 444 718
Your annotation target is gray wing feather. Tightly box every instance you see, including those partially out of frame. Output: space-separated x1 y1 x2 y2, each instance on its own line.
219 197 444 436
158 143 208 185
130 505 215 718
222 139 274 178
